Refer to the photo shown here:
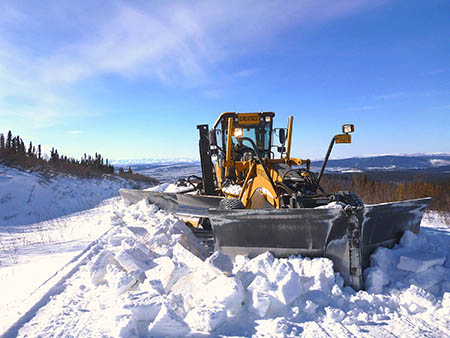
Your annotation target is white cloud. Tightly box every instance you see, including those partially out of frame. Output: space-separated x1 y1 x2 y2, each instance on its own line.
0 0 383 126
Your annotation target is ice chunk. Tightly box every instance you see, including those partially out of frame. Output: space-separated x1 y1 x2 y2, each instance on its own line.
365 267 390 294
172 242 204 269
147 305 190 337
90 250 119 285
145 256 189 292
206 251 233 275
105 265 144 295
275 270 303 305
250 291 272 317
242 252 275 276
248 275 271 293
325 306 346 322
115 247 155 272
203 275 245 316
302 257 335 291
111 314 138 338
414 265 449 290
171 272 209 313
397 254 446 273
184 304 227 332
121 237 150 254
122 292 168 322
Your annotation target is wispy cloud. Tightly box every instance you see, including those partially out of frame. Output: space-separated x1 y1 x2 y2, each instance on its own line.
67 130 84 135
234 68 262 78
348 105 377 111
0 0 383 127
375 90 450 100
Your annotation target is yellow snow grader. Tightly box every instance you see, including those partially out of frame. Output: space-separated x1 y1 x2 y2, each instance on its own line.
120 112 430 290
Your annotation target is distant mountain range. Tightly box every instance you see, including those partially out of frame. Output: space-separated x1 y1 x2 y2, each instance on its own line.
114 154 450 178
310 154 450 173
111 158 199 166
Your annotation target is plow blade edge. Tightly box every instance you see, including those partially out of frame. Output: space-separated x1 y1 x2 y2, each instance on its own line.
208 197 431 290
119 188 223 217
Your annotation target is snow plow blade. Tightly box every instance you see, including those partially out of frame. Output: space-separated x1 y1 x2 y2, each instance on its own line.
208 197 431 290
119 188 223 217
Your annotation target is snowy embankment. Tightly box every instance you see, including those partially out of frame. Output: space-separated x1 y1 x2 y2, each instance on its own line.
0 164 146 227
1 189 449 337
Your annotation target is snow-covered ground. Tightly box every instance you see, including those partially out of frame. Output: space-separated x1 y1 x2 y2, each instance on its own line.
0 164 147 227
1 168 449 337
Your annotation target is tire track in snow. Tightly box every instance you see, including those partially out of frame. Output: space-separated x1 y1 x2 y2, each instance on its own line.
367 312 448 338
1 225 118 338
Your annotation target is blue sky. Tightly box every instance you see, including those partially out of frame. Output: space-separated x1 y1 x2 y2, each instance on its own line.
0 0 449 161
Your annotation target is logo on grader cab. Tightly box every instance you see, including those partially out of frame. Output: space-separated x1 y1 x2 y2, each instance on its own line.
238 113 260 125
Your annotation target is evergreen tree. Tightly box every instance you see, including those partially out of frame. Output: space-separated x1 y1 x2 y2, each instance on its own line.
0 133 4 149
11 136 17 153
6 131 12 149
28 141 33 157
38 145 42 159
19 139 25 154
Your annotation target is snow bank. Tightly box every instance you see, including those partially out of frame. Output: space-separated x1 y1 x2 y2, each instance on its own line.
366 229 450 297
5 180 449 337
78 200 450 336
0 165 148 227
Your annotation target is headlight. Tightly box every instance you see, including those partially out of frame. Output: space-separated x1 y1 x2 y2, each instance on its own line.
342 124 354 134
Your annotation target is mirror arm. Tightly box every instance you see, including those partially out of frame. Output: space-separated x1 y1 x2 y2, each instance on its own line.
317 135 336 184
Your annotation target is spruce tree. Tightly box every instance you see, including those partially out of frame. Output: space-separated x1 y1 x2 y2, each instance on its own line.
0 134 4 149
6 131 12 149
28 142 33 157
20 139 25 154
11 136 17 153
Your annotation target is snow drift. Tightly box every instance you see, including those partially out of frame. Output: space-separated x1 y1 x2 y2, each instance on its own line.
8 196 449 337
0 164 147 227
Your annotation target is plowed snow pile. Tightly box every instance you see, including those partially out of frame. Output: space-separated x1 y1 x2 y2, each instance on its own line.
5 197 449 337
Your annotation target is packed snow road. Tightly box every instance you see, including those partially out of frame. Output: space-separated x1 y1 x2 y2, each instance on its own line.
1 192 449 337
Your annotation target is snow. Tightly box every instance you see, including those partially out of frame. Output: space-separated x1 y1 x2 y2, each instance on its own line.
221 184 243 195
0 164 146 227
0 174 450 337
430 159 450 166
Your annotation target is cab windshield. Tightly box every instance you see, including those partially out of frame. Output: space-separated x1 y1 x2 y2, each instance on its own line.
222 119 272 159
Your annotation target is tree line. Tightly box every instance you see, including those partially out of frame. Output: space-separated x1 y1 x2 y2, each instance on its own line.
320 173 450 211
0 130 114 177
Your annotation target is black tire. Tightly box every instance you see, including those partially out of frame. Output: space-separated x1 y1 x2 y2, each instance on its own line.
219 198 245 210
335 191 364 207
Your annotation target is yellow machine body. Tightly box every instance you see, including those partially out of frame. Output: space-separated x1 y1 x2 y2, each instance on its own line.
212 112 314 209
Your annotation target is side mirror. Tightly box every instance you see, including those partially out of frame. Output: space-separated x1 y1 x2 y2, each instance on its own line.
208 130 217 147
279 128 286 145
342 124 354 134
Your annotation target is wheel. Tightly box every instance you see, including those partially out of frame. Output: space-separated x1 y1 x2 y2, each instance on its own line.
335 191 364 207
219 198 245 210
